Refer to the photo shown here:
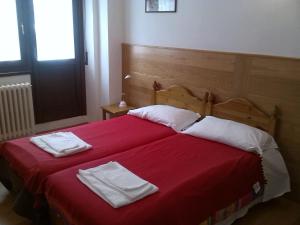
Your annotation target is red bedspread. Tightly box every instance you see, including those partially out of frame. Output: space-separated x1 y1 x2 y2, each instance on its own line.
45 134 264 225
0 115 175 194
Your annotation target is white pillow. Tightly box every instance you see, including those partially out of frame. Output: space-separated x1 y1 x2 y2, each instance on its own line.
182 116 278 155
127 105 200 132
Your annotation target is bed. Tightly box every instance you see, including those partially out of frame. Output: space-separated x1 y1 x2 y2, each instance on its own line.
46 133 264 225
45 92 290 225
0 116 177 194
0 83 207 219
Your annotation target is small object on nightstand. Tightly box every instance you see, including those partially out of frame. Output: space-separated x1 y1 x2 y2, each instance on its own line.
101 104 135 120
119 74 131 108
119 93 127 108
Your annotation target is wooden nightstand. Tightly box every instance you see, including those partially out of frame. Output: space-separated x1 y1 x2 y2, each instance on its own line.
101 104 135 120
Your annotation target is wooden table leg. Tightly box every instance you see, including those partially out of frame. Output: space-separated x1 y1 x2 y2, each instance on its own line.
102 110 106 120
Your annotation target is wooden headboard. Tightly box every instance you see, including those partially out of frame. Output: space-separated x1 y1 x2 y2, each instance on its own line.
206 93 277 136
153 81 208 115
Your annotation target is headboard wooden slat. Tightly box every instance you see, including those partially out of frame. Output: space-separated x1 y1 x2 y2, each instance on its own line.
153 82 208 115
206 95 277 136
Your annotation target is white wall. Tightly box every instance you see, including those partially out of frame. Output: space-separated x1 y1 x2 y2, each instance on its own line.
107 0 123 104
123 0 300 58
98 0 124 106
84 0 101 121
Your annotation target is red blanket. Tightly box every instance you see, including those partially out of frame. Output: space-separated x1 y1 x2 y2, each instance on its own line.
46 134 264 225
0 115 175 194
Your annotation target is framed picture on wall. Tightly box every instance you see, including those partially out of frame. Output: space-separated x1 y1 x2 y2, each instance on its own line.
145 0 177 13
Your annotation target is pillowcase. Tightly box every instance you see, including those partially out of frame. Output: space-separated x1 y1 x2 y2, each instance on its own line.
182 116 278 155
127 105 200 132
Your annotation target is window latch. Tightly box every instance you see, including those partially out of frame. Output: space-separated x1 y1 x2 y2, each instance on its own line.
21 24 25 35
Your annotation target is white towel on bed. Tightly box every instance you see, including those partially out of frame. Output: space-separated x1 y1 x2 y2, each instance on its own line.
77 161 158 208
30 132 91 157
40 133 80 151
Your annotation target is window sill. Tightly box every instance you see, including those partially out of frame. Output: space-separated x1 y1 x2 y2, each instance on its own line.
0 71 31 77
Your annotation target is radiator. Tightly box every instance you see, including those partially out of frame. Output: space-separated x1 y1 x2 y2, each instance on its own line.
0 83 35 141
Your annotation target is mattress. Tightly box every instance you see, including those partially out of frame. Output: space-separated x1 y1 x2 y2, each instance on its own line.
45 133 264 225
0 115 176 194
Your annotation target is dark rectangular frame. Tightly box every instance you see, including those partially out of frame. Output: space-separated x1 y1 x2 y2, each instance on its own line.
145 0 177 13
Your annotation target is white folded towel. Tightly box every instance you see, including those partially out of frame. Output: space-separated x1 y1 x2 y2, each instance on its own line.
77 161 158 208
30 132 92 157
41 133 80 152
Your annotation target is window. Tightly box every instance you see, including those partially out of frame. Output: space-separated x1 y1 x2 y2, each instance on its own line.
0 0 21 62
33 0 75 61
0 0 83 72
0 0 28 74
0 0 86 123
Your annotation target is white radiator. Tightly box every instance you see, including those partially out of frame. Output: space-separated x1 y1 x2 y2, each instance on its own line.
0 83 35 141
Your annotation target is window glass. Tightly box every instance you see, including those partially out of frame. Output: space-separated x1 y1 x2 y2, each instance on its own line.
0 0 21 62
33 0 75 61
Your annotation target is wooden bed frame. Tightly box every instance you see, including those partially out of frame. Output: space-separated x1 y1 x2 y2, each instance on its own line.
153 81 208 115
206 93 277 136
152 81 277 136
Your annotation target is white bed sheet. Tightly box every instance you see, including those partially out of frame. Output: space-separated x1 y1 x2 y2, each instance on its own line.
261 148 290 202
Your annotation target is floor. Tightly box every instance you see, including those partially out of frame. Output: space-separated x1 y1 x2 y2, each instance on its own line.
0 184 31 225
0 183 299 225
233 197 300 225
